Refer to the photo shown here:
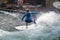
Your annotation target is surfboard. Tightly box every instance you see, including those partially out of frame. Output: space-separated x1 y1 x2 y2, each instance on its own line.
15 24 36 31
53 1 60 9
15 26 27 31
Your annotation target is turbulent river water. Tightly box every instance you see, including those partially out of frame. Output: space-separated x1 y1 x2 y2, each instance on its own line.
0 11 60 40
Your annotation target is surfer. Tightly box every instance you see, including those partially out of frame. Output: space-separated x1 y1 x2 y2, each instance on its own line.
21 8 38 29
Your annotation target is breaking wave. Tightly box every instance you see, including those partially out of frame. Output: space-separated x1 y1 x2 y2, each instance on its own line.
0 11 60 40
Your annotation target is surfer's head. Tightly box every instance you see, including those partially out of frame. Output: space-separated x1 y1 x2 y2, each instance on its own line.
25 8 29 12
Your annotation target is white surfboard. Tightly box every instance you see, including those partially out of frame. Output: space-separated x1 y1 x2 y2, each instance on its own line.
15 25 33 31
53 1 60 9
15 26 27 30
15 24 36 31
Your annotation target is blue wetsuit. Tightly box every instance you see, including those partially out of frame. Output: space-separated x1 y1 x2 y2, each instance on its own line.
22 12 38 23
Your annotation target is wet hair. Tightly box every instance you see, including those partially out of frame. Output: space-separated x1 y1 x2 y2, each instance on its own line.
25 8 29 12
26 10 29 12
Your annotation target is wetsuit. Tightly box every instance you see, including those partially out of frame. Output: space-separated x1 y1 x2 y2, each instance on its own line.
22 12 38 23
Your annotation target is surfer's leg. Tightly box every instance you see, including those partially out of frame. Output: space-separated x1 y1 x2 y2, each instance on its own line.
34 19 36 24
26 22 28 29
33 20 37 27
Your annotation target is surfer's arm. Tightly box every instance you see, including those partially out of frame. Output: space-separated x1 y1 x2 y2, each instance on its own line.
21 14 26 21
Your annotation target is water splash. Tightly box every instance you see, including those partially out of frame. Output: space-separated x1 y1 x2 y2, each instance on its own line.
0 11 60 40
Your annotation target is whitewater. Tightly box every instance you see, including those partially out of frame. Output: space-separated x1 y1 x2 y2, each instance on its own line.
0 11 60 40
